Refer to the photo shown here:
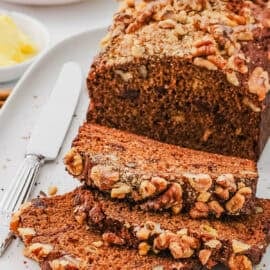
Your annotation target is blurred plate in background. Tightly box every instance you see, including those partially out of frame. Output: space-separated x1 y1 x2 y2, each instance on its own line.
2 0 84 5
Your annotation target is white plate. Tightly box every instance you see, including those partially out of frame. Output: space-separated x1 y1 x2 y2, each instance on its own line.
0 28 269 269
2 0 84 5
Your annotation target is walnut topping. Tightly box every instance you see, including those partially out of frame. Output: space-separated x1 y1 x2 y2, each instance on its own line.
200 224 218 239
151 176 168 192
64 148 83 176
49 255 81 270
193 57 218 71
215 174 237 200
141 183 183 213
73 206 87 225
158 19 177 29
90 165 120 190
139 180 157 198
24 243 53 261
192 39 216 57
136 227 151 241
153 231 199 259
197 192 211 203
207 55 227 69
17 227 36 243
139 65 148 78
189 202 209 219
111 183 131 199
208 201 224 218
204 239 222 249
232 240 251 254
225 193 245 214
114 70 133 82
228 255 252 270
248 67 270 101
184 173 212 193
199 249 212 265
226 71 239 86
138 242 151 255
243 97 261 113
102 232 125 246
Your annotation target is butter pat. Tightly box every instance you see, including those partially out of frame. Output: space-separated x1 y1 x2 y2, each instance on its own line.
0 15 38 67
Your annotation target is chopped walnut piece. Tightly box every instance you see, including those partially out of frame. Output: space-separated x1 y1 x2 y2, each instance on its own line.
228 255 252 270
208 201 224 218
64 148 83 176
73 206 87 225
140 180 157 198
189 202 209 219
90 165 120 190
225 193 245 214
248 67 270 101
200 224 218 239
136 227 151 241
158 19 176 29
115 70 133 82
232 240 251 254
184 173 212 193
17 227 36 243
226 71 239 86
49 255 81 270
102 232 125 246
24 243 53 261
197 192 211 203
207 55 227 69
199 249 212 265
216 174 237 192
193 57 217 70
111 183 131 199
141 183 183 212
204 239 222 249
138 242 151 255
215 186 230 200
48 186 58 196
139 65 148 78
169 241 194 259
151 176 168 192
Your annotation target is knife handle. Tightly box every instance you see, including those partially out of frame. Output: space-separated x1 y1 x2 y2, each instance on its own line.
0 154 44 256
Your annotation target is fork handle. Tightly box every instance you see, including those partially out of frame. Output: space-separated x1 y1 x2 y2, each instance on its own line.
0 154 44 256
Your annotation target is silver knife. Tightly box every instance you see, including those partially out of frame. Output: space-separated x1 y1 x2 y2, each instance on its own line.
0 62 82 256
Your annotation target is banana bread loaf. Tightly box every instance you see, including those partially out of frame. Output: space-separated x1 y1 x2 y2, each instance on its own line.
65 123 258 219
87 0 270 160
11 187 270 270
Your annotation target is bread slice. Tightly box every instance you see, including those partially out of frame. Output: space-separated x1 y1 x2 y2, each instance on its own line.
87 0 270 161
10 188 201 270
65 123 258 218
11 187 270 270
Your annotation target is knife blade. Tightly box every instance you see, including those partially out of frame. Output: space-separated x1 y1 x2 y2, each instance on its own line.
0 62 82 256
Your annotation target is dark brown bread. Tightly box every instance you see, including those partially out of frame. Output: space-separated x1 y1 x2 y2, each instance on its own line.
10 187 270 270
87 0 270 160
65 123 258 218
10 188 201 270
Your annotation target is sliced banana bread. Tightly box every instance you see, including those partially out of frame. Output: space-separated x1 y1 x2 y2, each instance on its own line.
11 187 270 270
65 123 258 218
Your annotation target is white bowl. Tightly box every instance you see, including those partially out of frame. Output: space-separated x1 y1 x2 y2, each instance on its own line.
0 11 50 83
